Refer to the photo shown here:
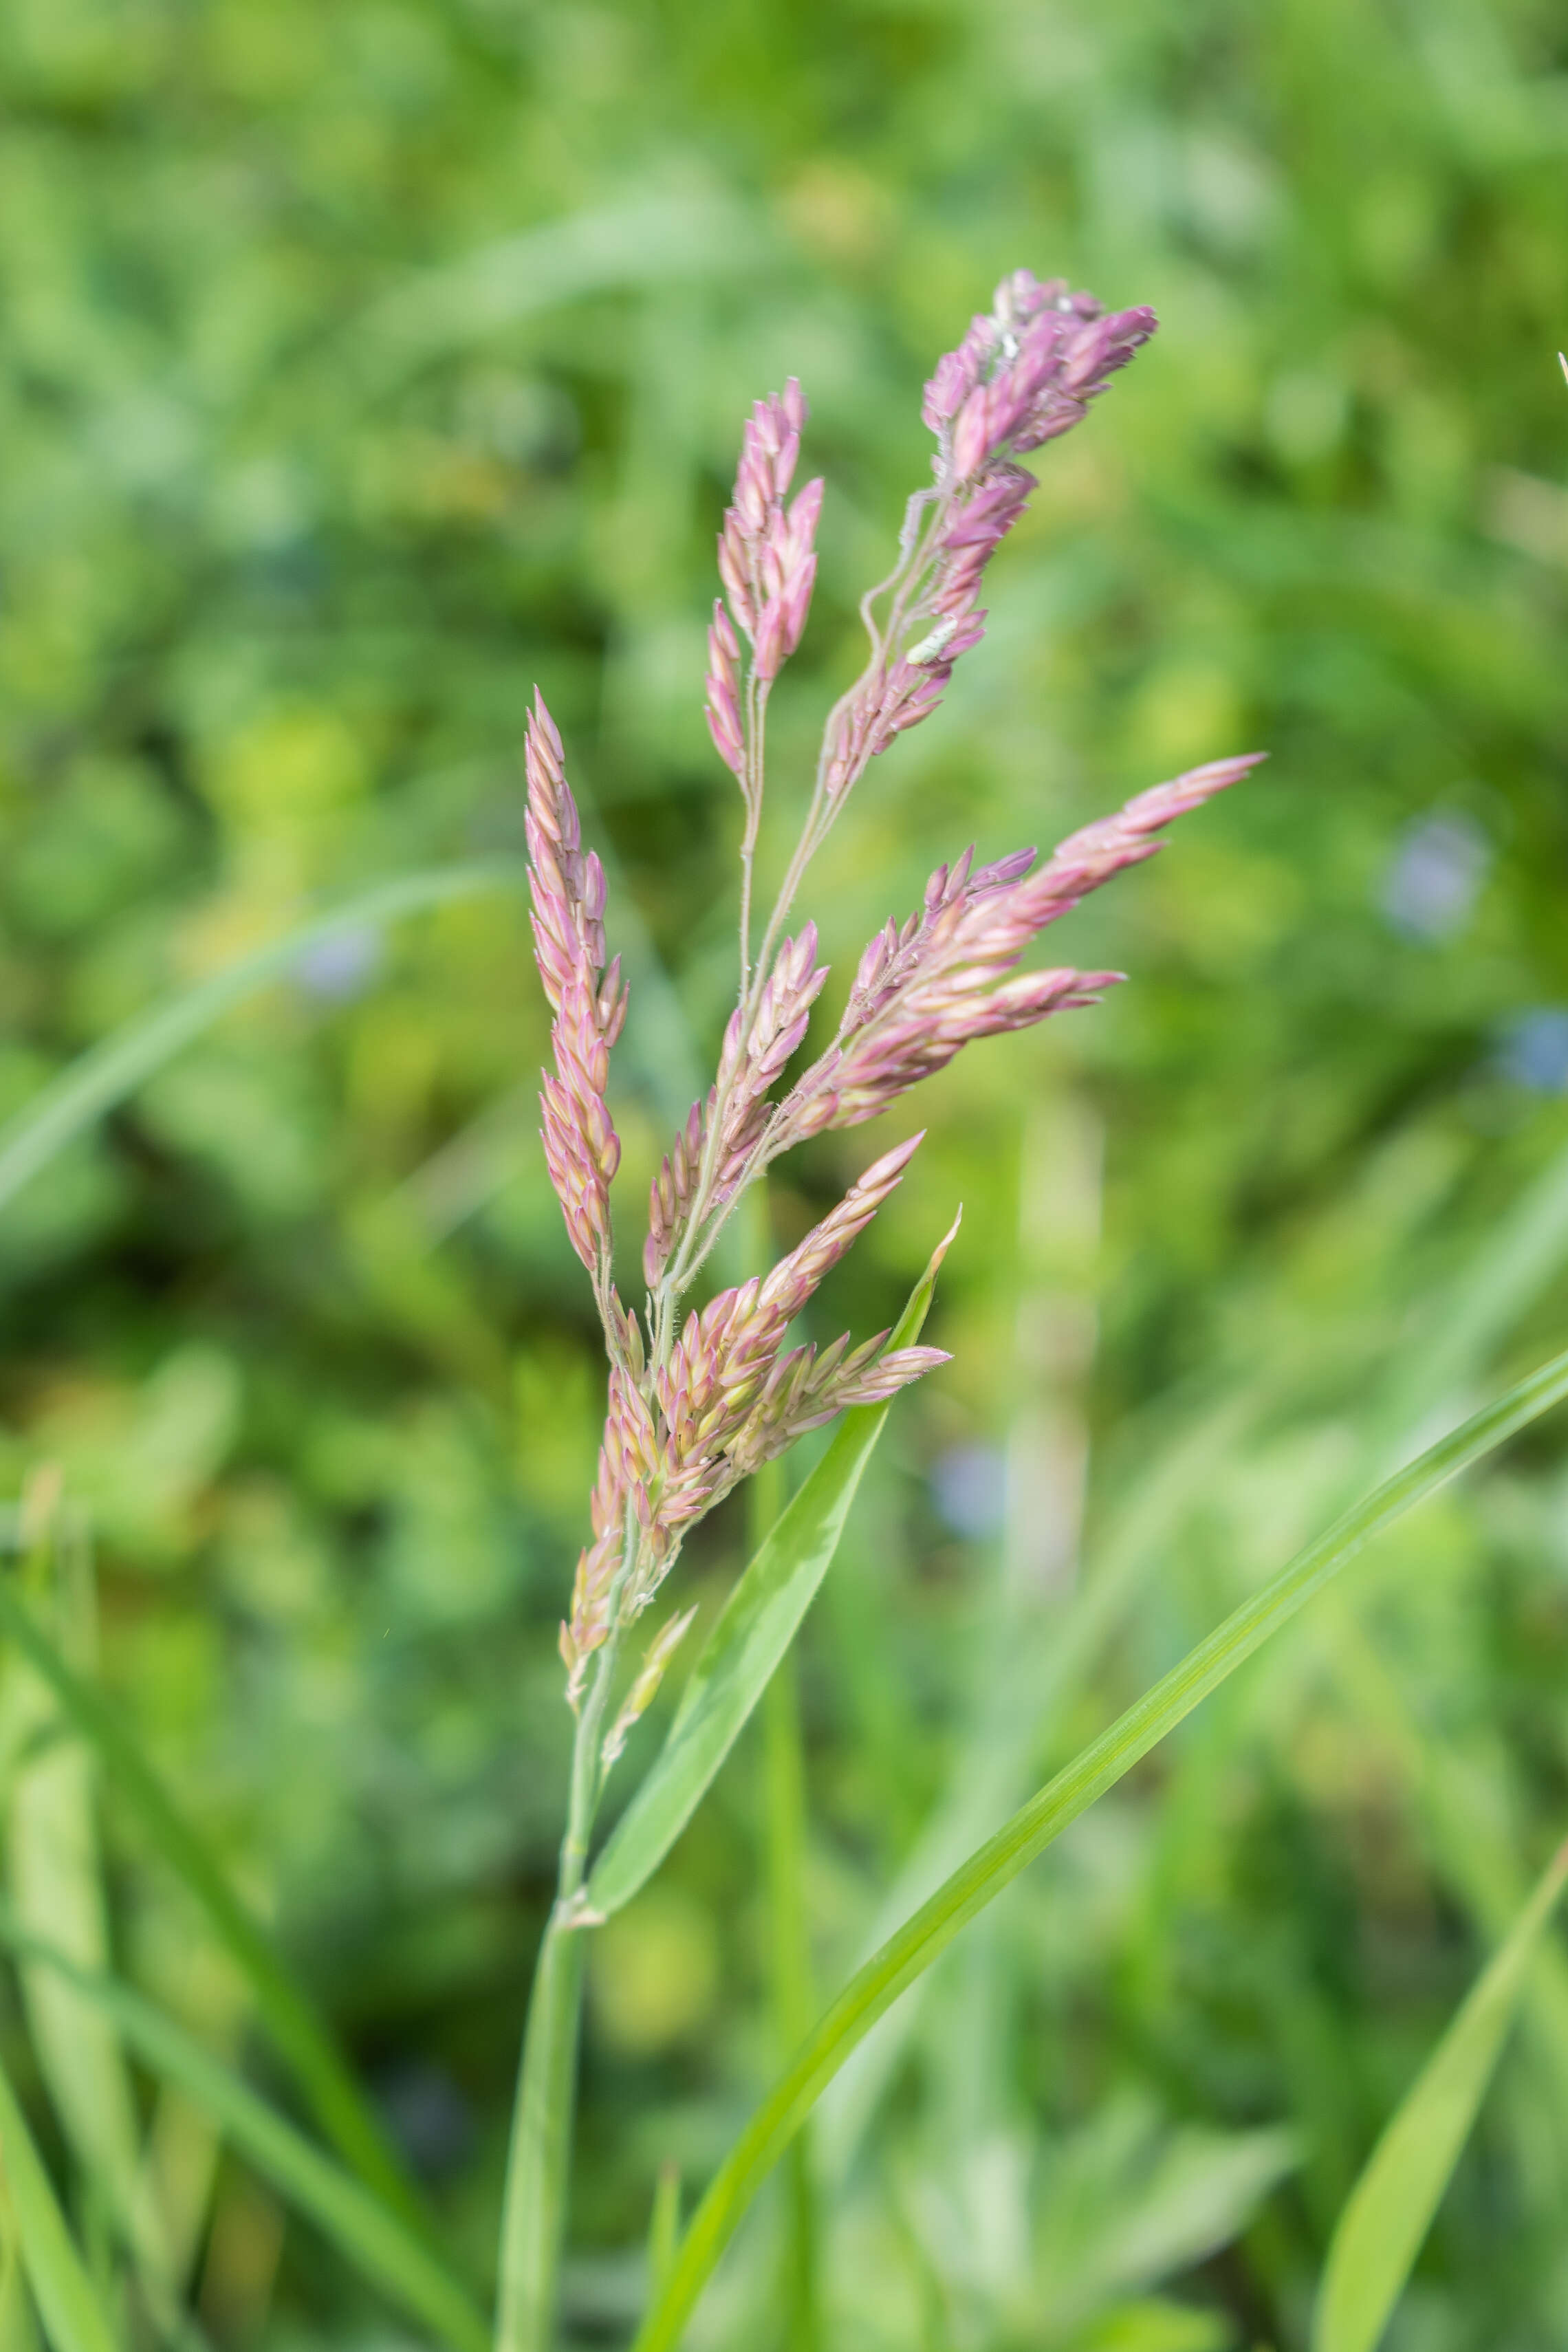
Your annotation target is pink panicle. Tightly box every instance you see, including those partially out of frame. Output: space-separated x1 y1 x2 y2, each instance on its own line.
570 1136 940 1675
704 600 745 780
782 754 1263 1140
643 926 829 1287
554 272 1263 1712
825 276 1157 801
717 380 823 692
929 271 1157 487
525 691 627 1274
644 1134 926 1564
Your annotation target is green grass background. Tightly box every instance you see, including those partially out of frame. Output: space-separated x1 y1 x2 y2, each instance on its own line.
1 0 1567 2344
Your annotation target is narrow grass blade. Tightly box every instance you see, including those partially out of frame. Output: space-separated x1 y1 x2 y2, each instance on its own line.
495 1915 585 2352
587 1212 960 1920
1373 1129 1568 1459
0 1917 490 2352
2 1499 171 2300
647 2166 681 2303
0 2055 118 2352
1312 1838 1568 2352
0 1576 419 2227
0 864 523 1219
818 1389 1259 2180
0 2228 39 2352
631 1340 1568 2352
356 190 767 379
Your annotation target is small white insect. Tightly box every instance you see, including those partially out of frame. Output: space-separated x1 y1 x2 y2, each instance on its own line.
907 616 959 666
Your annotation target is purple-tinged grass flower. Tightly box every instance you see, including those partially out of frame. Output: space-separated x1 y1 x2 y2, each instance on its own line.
820 276 1156 809
717 381 823 687
518 272 1259 2352
774 754 1263 1146
644 925 829 1287
525 693 628 1279
535 269 1259 1712
567 1135 941 1696
704 600 745 781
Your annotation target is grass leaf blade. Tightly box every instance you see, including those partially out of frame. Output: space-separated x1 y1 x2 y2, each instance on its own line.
0 2056 117 2352
0 1576 418 2226
0 1917 490 2352
1312 1838 1568 2352
0 864 523 1220
632 1340 1568 2352
586 1213 959 1919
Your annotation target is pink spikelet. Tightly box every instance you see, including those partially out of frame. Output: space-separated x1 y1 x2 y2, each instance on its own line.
717 380 823 688
574 1135 945 1676
704 600 745 781
629 1134 933 1607
643 925 829 1286
778 754 1265 1143
525 690 627 1274
823 274 1157 805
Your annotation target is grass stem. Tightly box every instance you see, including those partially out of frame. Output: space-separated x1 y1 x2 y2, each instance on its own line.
497 1596 629 2352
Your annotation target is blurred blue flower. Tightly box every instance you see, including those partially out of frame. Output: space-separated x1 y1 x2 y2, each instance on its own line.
1381 810 1490 942
1496 1008 1568 1094
293 925 384 1003
930 1441 1007 1539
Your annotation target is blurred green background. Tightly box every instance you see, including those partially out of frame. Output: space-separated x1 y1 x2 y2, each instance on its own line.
2 0 1568 2344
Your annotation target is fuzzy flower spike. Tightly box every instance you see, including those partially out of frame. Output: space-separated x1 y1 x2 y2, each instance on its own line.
527 268 1261 1754
525 692 627 1328
707 378 826 990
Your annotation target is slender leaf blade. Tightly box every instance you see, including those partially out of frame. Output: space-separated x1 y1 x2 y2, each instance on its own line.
1 1507 171 2298
0 864 523 1219
0 1576 417 2225
1312 1838 1568 2352
0 2057 117 2352
0 1917 490 2352
587 1212 959 1919
631 1340 1568 2352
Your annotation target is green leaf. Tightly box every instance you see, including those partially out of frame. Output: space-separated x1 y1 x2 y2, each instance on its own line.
586 1211 960 1920
356 190 770 379
1 1505 171 2301
0 864 523 1221
1312 1837 1568 2352
646 2165 681 2305
0 1915 490 2352
631 1338 1568 2352
0 2054 118 2352
0 1574 417 2228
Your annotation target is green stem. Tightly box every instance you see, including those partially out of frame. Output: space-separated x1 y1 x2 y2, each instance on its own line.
763 1652 818 2351
745 1174 819 2352
496 1919 584 2352
497 1604 627 2352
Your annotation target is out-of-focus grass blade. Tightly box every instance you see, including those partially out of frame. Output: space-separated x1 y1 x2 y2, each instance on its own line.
587 1212 960 1920
356 189 769 380
819 1386 1258 2180
646 2165 680 2305
0 1574 419 2229
0 2055 117 2352
1372 1130 1568 1460
2 1492 171 2301
0 2227 39 2352
0 864 523 1220
0 1917 490 2352
1312 1838 1568 2352
631 1340 1568 2352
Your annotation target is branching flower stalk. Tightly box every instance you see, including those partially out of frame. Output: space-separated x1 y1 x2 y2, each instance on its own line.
498 269 1263 2352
